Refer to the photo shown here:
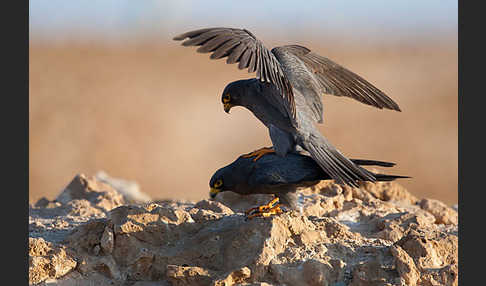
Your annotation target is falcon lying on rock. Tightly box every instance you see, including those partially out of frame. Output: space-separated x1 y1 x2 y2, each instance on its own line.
209 152 408 219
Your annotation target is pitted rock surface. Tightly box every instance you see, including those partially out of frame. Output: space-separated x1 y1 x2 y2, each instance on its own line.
29 173 458 286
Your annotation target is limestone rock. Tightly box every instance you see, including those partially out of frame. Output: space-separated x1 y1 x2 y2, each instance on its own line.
56 173 124 211
29 237 77 285
29 173 458 285
95 170 151 204
419 198 458 225
390 245 419 286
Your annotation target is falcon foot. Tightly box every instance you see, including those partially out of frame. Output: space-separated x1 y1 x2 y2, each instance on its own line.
246 205 284 220
241 147 275 162
245 197 284 220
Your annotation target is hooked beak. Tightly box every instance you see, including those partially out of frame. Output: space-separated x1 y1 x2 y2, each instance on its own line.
223 103 233 113
209 188 220 198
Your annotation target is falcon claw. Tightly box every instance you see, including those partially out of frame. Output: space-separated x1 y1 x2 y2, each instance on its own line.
244 197 279 214
244 197 283 220
245 204 284 220
241 147 275 162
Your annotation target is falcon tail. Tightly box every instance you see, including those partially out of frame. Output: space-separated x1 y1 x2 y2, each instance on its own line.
373 173 411 181
349 159 396 167
349 158 410 181
301 133 378 187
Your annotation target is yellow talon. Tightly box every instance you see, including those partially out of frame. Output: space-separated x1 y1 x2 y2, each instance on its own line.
245 197 279 216
260 205 284 217
245 197 284 219
241 147 276 162
246 204 284 219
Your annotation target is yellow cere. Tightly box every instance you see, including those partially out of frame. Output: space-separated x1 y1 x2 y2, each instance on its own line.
209 187 220 197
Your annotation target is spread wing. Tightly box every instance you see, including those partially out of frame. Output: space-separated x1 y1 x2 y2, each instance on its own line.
272 45 401 112
173 27 296 119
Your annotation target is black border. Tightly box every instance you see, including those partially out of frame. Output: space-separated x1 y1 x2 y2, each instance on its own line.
8 0 29 284
458 0 477 284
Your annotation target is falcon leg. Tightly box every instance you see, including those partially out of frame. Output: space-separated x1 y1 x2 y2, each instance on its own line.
241 147 275 162
245 197 279 216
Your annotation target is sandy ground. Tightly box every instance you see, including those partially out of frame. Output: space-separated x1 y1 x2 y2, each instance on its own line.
29 37 457 205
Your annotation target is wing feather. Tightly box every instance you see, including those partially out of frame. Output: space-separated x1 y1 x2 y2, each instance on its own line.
226 43 247 65
238 46 253 69
248 48 257 73
210 39 241 59
274 45 401 112
196 34 232 53
180 29 222 46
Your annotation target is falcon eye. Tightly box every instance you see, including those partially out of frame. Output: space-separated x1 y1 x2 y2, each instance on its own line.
214 179 223 188
222 94 231 104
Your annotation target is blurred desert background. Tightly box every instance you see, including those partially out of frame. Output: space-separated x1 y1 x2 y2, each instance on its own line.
29 1 458 205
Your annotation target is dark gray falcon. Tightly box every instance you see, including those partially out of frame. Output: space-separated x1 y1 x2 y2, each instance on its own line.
209 152 408 219
174 27 401 187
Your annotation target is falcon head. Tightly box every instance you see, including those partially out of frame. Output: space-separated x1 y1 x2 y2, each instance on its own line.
209 166 233 198
221 80 248 113
209 157 252 199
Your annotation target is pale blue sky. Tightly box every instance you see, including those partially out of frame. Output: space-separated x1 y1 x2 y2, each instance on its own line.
30 0 457 42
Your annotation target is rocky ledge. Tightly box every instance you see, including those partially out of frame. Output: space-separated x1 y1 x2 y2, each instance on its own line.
29 173 458 286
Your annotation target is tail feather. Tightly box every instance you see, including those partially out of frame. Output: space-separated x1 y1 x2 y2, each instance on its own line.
374 174 411 181
350 159 396 167
301 133 376 187
350 158 410 181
